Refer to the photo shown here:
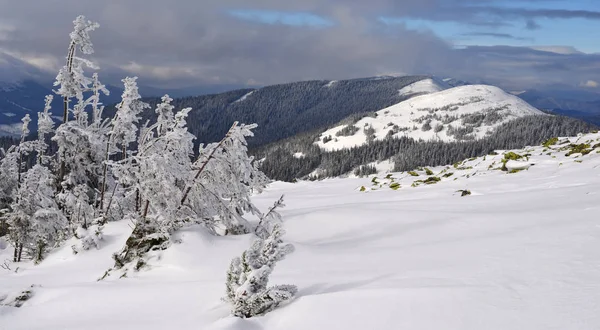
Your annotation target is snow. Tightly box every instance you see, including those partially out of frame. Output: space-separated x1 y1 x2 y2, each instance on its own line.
234 91 255 103
317 85 545 151
0 123 23 136
398 78 446 97
3 112 16 117
324 80 337 88
2 132 600 329
293 152 305 159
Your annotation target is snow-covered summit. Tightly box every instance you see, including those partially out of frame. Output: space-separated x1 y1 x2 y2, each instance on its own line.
398 77 449 98
317 84 545 151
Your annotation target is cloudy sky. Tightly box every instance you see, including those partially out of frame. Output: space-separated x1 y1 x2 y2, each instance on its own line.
0 0 599 91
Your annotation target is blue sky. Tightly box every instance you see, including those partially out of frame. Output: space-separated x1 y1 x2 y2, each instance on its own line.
229 0 600 53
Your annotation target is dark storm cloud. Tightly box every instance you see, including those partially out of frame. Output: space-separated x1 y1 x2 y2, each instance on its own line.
0 0 598 91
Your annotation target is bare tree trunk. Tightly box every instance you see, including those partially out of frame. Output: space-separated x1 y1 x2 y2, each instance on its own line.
135 189 140 212
62 42 76 124
13 242 18 262
142 200 150 220
17 243 23 262
180 122 237 207
99 137 111 210
58 42 76 188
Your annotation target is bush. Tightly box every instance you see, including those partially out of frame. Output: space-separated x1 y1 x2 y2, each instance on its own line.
225 224 297 318
542 137 559 148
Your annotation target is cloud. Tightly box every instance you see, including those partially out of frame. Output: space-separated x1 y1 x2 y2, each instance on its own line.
580 80 599 88
461 32 533 41
525 19 541 30
0 0 597 92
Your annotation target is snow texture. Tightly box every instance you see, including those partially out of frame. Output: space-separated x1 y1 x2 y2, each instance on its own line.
1 131 600 329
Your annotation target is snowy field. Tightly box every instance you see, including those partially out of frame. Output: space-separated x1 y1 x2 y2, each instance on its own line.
2 133 600 329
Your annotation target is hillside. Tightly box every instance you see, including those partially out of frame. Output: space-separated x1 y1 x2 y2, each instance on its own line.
317 84 544 151
110 75 428 148
256 79 597 181
2 132 600 329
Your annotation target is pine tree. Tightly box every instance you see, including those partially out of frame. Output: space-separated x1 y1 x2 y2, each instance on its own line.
225 222 297 318
9 165 66 263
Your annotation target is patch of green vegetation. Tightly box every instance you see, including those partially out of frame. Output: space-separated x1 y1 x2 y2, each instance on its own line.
385 174 393 179
371 177 379 185
389 182 401 190
500 152 525 171
452 161 462 169
468 157 477 161
542 137 559 148
503 152 523 161
574 160 583 163
421 176 441 184
565 143 592 156
425 168 434 175
408 171 419 177
443 172 454 178
456 166 473 170
359 186 366 192
457 189 471 196
508 169 523 174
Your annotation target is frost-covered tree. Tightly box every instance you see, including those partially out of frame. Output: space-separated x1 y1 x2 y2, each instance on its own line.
54 15 99 123
110 77 149 160
36 95 55 164
51 16 110 233
110 100 195 271
8 164 66 262
180 122 269 235
225 221 297 318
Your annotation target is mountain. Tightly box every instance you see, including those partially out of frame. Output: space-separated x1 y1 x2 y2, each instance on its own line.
255 80 597 181
2 131 600 329
102 75 429 148
0 79 124 136
316 83 544 151
512 88 600 125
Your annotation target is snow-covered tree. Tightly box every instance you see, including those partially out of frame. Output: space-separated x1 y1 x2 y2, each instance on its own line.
180 122 269 235
110 77 149 160
0 145 19 210
110 100 195 271
54 15 99 123
36 95 55 164
51 16 110 233
225 221 297 318
8 165 66 262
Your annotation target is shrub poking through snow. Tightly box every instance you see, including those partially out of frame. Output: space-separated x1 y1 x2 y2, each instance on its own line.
543 137 559 148
457 189 471 196
565 143 592 156
225 223 297 318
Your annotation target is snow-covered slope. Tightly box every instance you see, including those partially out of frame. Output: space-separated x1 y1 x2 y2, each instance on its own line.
398 78 447 98
2 132 600 329
317 85 545 151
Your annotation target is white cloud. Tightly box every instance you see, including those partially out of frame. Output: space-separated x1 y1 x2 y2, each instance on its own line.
580 80 599 88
